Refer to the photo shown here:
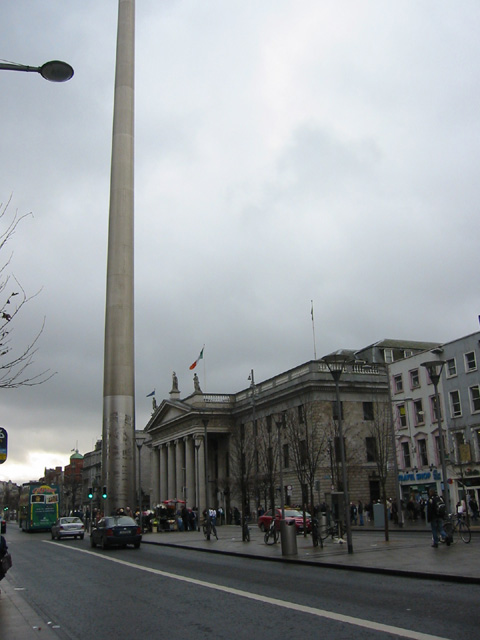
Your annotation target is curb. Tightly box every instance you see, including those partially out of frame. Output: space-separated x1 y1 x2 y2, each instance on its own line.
142 539 480 585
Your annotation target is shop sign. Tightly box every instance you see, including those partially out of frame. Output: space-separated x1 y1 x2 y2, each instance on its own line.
398 470 441 483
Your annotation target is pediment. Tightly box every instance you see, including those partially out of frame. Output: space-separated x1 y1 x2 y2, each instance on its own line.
145 398 194 433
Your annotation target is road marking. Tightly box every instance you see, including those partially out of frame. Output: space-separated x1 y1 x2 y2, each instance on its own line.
44 542 451 640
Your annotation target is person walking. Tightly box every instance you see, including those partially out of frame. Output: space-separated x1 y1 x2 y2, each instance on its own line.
426 488 449 548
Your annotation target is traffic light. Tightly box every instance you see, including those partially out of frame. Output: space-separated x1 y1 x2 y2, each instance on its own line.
102 486 107 499
88 487 93 499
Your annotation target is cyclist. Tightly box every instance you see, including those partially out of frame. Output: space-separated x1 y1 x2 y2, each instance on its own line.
426 488 450 548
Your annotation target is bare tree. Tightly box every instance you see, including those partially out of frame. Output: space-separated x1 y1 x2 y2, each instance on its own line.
284 402 329 534
255 416 278 518
366 399 394 541
229 420 257 536
0 197 54 388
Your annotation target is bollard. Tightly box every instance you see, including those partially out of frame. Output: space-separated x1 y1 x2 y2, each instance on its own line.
280 520 298 556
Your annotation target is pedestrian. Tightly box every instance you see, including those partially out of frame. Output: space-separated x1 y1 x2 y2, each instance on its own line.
358 500 364 526
233 506 240 525
469 496 478 521
181 506 189 531
426 488 449 548
350 502 358 525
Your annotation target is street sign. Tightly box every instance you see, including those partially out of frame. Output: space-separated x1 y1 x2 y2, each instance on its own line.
0 427 7 463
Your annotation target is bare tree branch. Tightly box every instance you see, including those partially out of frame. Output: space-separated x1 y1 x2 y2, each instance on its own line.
0 197 55 388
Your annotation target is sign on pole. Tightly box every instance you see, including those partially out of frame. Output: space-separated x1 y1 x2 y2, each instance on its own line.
0 427 7 464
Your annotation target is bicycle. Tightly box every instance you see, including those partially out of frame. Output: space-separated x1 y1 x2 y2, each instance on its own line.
319 520 341 542
264 519 279 545
443 513 471 544
202 519 218 541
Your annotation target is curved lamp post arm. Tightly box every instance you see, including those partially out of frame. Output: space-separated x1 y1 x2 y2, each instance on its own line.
0 60 74 82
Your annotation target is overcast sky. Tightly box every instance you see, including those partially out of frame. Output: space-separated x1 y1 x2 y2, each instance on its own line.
1 1 479 485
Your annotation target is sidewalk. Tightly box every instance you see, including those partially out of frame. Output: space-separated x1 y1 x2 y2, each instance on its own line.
142 522 480 584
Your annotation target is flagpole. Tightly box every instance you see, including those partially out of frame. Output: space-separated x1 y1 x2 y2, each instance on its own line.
311 300 317 360
203 344 206 391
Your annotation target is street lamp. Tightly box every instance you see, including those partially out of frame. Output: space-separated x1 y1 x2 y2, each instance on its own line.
248 369 259 517
421 359 449 513
136 441 143 531
322 350 353 554
0 60 74 82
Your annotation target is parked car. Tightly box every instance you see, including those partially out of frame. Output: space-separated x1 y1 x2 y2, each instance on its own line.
257 508 312 533
1 518 6 534
90 515 142 549
51 516 85 540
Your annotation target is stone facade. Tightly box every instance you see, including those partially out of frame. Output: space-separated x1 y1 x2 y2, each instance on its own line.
144 359 397 520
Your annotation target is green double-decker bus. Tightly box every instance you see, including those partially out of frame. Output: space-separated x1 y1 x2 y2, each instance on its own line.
19 483 60 532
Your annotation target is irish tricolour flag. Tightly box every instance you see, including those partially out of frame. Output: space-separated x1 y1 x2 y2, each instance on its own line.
189 346 204 370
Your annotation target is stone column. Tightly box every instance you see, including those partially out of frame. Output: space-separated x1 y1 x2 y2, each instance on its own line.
185 436 195 508
150 446 160 508
167 442 175 499
175 439 185 500
196 436 206 519
159 444 168 503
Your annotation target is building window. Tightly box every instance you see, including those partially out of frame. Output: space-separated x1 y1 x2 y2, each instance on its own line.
414 399 424 425
363 401 374 421
332 401 344 421
297 405 305 424
417 438 428 466
266 415 272 432
470 385 480 413
434 435 446 464
449 390 462 418
410 369 420 389
283 443 289 469
334 436 346 461
299 439 308 465
465 351 477 373
366 436 377 462
404 350 413 358
430 395 442 422
384 349 394 363
393 374 403 393
397 404 407 428
401 442 411 468
446 358 457 378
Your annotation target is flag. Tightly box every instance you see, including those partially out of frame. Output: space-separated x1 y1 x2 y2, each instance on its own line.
189 346 204 370
146 390 155 397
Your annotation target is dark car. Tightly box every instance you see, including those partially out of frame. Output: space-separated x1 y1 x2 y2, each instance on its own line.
90 515 142 549
1 518 6 534
257 508 312 533
51 516 85 540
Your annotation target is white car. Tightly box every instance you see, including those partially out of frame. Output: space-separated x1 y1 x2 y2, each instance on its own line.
51 516 85 540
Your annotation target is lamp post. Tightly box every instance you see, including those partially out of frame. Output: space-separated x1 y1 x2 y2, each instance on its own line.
202 418 210 535
194 437 202 531
275 417 286 520
136 441 143 531
0 59 74 82
421 360 449 514
322 351 353 554
248 369 259 517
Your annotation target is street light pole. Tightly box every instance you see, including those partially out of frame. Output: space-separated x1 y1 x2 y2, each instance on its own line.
0 60 74 82
322 351 354 554
194 437 202 531
136 441 143 531
421 360 449 513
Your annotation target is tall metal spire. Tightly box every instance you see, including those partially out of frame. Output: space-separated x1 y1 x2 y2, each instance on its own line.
102 0 136 513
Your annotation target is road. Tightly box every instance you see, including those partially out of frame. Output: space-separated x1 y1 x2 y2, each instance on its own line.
3 525 478 639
